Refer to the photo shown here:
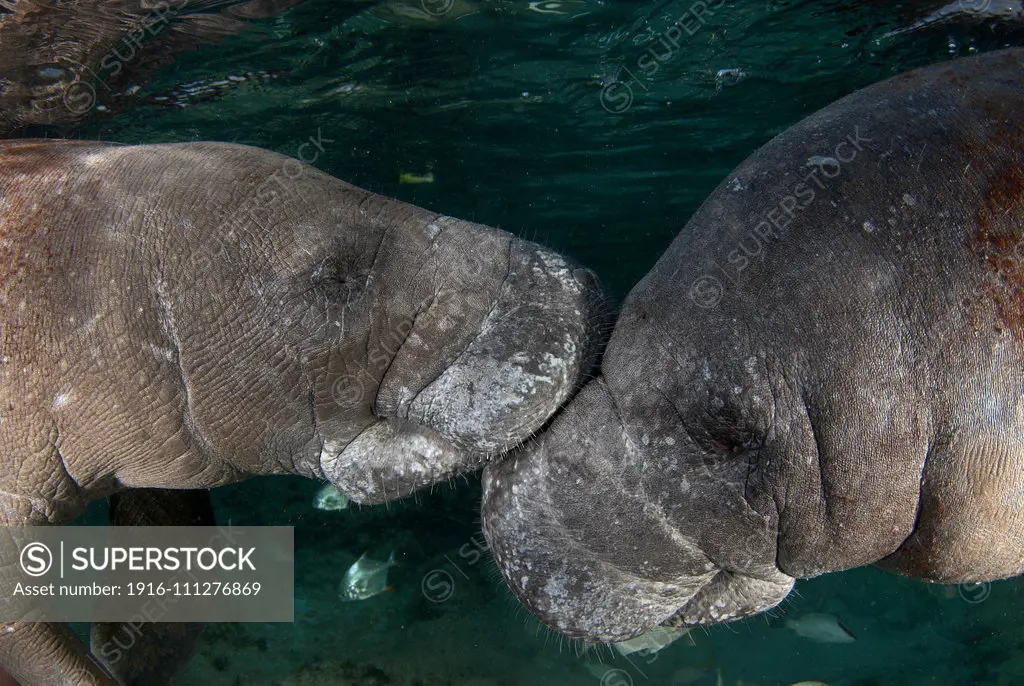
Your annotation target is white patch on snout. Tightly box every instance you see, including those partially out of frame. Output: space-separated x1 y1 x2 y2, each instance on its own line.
535 250 569 274
412 355 562 451
52 390 73 410
319 423 465 501
543 575 569 600
386 433 445 477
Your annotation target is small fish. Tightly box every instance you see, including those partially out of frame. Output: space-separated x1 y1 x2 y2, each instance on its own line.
613 625 689 656
715 67 747 88
528 0 568 14
525 0 590 14
784 613 856 644
399 171 435 184
312 483 349 511
338 552 397 601
790 681 829 686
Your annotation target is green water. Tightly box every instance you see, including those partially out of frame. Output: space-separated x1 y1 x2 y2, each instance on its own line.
42 0 1024 683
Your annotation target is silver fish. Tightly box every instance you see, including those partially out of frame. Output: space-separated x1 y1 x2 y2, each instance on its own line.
613 625 689 656
338 552 396 601
313 483 349 511
784 613 856 644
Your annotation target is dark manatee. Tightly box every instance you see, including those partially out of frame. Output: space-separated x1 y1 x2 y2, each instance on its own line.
483 48 1024 641
0 0 305 136
89 488 215 686
0 140 605 683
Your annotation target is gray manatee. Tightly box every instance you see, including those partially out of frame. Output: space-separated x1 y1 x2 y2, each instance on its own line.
483 48 1024 642
0 140 605 683
0 0 305 136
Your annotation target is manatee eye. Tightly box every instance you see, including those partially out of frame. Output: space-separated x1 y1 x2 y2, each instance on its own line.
693 393 764 457
310 256 369 306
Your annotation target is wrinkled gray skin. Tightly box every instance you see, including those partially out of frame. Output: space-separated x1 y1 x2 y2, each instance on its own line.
0 140 605 684
484 48 1024 642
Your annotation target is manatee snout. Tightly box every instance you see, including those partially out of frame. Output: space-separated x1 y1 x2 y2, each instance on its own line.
482 377 790 642
482 379 709 642
319 217 609 505
402 237 606 454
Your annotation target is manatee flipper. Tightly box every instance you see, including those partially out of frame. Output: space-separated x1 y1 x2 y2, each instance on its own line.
0 620 118 686
89 489 214 686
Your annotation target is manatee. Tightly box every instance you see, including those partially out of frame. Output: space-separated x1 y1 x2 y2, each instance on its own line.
0 0 305 136
0 139 605 683
483 48 1024 641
